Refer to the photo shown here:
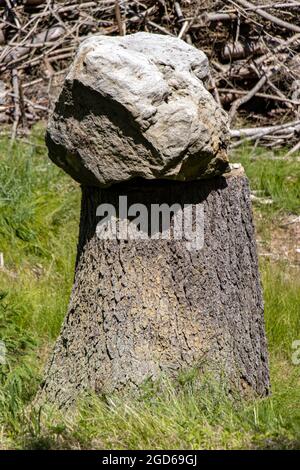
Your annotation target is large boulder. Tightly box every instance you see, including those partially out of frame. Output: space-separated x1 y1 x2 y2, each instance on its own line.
46 32 230 187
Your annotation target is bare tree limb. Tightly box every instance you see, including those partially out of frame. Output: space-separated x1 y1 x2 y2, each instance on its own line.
234 0 300 33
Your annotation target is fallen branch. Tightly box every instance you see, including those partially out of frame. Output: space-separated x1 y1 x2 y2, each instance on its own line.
234 0 300 33
285 140 300 156
230 120 300 148
230 120 300 138
1 26 65 66
115 0 125 36
229 69 277 122
218 88 300 106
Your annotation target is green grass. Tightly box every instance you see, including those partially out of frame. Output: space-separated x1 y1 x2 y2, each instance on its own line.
263 262 300 356
0 127 80 447
14 361 299 450
231 145 300 216
0 129 299 449
231 144 300 252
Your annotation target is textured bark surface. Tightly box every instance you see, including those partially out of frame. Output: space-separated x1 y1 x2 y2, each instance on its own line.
39 171 270 408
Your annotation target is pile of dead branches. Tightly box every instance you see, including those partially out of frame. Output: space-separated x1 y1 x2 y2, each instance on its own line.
1 0 300 151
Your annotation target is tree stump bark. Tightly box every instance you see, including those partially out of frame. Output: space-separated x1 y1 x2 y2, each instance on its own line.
39 168 270 408
41 32 270 408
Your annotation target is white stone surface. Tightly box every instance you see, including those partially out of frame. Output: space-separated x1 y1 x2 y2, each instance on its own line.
46 32 230 187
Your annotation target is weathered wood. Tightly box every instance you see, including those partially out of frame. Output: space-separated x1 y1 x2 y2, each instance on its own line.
39 169 270 408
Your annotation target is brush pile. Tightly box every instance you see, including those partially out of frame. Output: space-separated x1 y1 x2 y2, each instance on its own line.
0 0 300 150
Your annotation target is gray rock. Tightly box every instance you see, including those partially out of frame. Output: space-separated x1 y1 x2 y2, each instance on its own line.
46 32 230 187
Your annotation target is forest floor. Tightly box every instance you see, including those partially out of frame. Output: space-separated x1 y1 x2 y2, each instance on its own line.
0 126 299 450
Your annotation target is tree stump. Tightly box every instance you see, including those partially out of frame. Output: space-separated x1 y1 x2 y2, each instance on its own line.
40 169 269 408
39 33 270 407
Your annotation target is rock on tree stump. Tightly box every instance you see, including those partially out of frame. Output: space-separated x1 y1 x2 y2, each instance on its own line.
40 33 270 408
